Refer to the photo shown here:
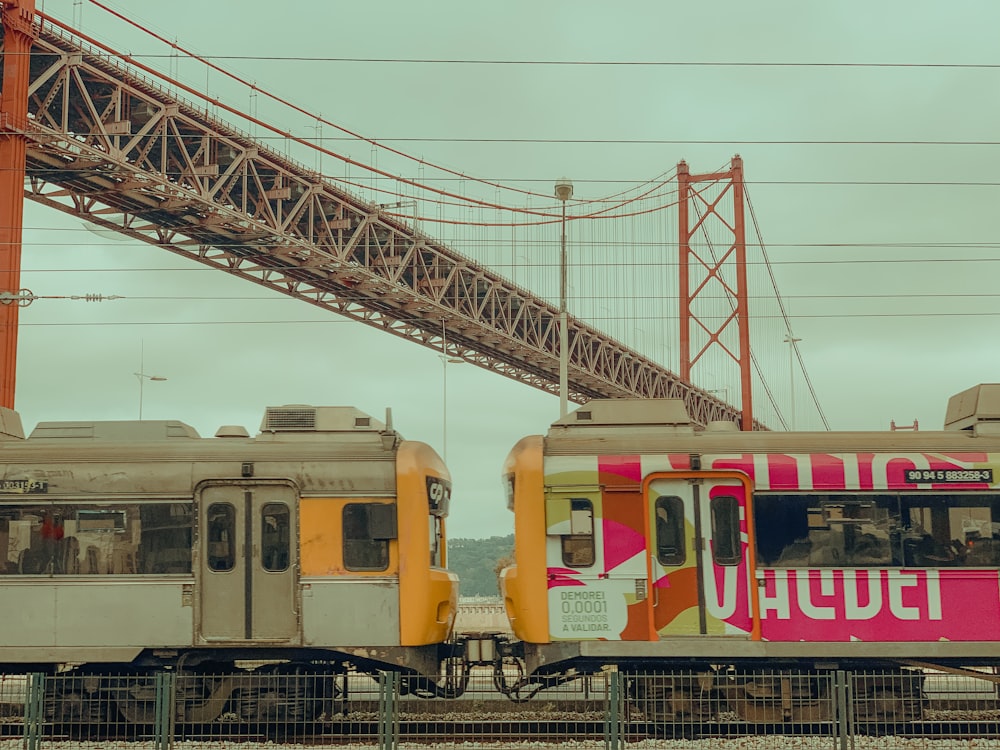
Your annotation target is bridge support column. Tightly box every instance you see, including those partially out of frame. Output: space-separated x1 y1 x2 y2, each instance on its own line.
677 155 754 430
0 0 37 408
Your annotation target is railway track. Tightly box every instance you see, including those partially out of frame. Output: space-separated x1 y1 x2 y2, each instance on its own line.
7 717 1000 743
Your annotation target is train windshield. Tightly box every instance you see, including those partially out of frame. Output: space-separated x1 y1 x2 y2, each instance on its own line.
429 515 443 567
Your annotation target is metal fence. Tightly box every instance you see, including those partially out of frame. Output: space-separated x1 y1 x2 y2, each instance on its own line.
2 667 1000 748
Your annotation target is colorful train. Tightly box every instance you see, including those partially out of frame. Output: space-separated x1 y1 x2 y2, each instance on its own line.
0 403 458 722
4 383 1000 727
500 383 1000 721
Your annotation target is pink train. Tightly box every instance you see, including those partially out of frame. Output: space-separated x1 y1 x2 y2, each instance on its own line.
499 384 1000 722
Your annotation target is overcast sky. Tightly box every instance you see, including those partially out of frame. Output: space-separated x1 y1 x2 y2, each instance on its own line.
14 0 1000 538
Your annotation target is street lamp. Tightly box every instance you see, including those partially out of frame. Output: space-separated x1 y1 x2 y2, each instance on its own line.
783 334 801 430
135 341 166 420
440 356 464 462
135 372 167 420
440 323 462 462
555 178 573 418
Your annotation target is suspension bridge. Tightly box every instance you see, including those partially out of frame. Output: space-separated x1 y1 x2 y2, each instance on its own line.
0 0 825 430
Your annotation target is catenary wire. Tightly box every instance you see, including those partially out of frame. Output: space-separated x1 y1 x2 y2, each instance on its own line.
74 0 651 207
18 292 1000 301
19 312 1000 326
12 167 1000 187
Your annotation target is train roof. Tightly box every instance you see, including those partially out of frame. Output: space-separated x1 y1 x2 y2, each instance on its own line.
0 405 408 464
544 384 1000 455
19 405 391 442
0 406 436 497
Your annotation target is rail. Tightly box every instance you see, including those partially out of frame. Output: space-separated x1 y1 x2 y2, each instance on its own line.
2 667 1000 747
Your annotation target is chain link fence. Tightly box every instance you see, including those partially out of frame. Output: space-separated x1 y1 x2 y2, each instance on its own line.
2 667 1000 748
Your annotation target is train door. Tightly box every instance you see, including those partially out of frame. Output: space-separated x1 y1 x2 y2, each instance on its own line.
197 481 300 644
645 472 759 638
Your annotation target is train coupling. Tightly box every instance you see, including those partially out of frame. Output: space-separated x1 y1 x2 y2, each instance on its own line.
458 632 519 665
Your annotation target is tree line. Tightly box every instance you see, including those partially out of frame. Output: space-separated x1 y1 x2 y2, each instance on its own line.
448 534 514 598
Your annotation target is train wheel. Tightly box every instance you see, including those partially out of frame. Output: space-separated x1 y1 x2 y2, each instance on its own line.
103 672 160 739
240 664 339 740
733 671 831 723
46 672 109 739
853 669 924 734
174 669 242 731
627 670 721 738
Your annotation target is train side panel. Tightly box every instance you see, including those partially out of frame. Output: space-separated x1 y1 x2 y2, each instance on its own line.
299 494 400 647
503 393 1000 672
0 578 192 663
717 450 1000 643
506 447 761 644
511 447 1000 647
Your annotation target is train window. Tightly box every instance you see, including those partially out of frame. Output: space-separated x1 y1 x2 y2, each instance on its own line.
822 501 876 524
561 499 595 568
343 503 391 571
755 494 898 567
206 504 236 572
654 495 686 566
0 508 66 575
261 503 290 572
755 492 1000 568
898 493 1000 567
503 473 516 511
0 502 193 576
139 503 193 574
77 509 126 531
429 516 443 567
710 495 741 566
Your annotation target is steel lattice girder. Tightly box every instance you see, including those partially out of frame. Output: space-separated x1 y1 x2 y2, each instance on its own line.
10 22 755 428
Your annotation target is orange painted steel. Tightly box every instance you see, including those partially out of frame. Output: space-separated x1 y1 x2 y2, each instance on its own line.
677 156 755 430
0 0 36 409
678 161 691 384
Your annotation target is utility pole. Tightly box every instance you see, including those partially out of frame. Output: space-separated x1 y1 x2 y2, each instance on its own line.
555 178 573 418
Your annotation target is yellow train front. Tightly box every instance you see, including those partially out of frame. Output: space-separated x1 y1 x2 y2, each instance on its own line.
500 386 1000 725
0 403 458 725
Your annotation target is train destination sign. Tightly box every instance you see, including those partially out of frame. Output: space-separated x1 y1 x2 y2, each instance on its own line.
904 469 993 484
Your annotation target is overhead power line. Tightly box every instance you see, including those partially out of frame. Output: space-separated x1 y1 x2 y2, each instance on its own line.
13 166 1000 187
19 311 1000 328
15 258 1000 269
64 1 593 206
67 0 1000 220
13 229 1000 250
218 137 1000 146
17 292 1000 302
60 54 1000 70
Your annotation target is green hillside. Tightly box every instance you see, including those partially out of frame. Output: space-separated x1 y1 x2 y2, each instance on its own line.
448 534 514 598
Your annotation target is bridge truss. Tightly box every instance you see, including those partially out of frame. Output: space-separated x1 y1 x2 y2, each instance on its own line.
1 12 760 428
